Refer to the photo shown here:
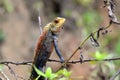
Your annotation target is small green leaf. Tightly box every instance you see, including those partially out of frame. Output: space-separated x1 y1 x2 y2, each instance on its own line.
95 51 107 60
33 65 46 78
49 74 58 80
56 69 63 75
62 69 71 77
56 69 71 78
45 67 52 78
45 67 58 80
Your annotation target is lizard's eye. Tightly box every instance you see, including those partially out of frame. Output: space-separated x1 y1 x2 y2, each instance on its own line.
54 20 59 23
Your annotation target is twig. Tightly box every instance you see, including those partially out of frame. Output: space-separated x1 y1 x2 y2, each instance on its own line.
38 9 43 35
0 57 120 80
110 69 120 80
0 61 32 66
16 75 26 80
48 57 120 64
0 57 120 66
0 61 31 80
6 64 17 80
0 70 10 80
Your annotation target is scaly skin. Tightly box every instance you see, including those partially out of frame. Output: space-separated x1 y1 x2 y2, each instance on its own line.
30 17 65 80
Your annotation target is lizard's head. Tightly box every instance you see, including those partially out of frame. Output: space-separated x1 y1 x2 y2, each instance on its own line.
44 17 66 34
50 17 66 34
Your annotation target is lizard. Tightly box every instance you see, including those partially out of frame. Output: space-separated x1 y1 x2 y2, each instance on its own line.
30 17 66 80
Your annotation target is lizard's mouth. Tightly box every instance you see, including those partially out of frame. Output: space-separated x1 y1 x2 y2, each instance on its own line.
58 25 64 32
52 25 64 33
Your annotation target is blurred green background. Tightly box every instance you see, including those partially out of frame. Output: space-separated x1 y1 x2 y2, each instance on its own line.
0 0 120 80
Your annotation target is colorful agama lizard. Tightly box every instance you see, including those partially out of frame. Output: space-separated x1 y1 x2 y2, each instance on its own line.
30 17 65 80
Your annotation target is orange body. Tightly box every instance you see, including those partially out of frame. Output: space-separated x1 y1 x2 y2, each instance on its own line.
33 30 54 68
33 31 54 64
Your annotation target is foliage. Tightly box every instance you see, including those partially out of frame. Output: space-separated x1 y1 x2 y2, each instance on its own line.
33 1 43 11
34 65 71 80
76 0 94 6
113 37 120 67
0 64 3 71
0 0 14 13
89 61 117 80
0 30 5 43
114 38 120 55
89 51 120 80
76 10 102 34
94 51 107 60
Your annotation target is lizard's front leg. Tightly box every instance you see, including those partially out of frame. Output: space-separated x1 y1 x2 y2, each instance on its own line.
53 35 64 63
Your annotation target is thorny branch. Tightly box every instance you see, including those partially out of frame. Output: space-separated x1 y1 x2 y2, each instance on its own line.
57 0 120 71
49 57 120 64
0 61 32 66
6 64 17 80
0 61 31 80
0 57 120 65
0 57 120 79
0 70 9 80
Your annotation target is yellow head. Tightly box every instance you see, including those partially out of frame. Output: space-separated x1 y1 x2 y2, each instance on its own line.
44 17 66 33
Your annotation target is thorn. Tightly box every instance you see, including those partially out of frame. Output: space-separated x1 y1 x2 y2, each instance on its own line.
79 54 83 64
38 8 43 35
38 16 43 35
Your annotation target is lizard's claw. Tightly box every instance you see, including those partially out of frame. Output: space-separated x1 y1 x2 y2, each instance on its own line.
60 58 64 63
